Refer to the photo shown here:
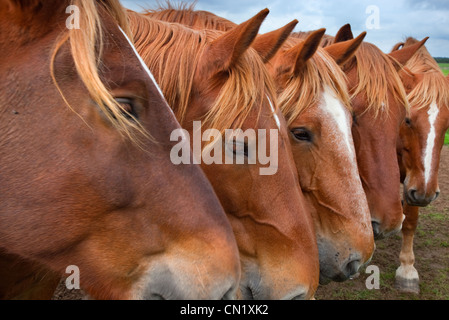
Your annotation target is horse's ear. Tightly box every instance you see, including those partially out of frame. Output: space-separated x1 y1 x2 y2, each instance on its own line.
391 42 405 52
325 31 366 66
388 37 429 69
283 28 326 76
202 8 269 73
252 19 298 63
334 23 354 43
400 67 423 93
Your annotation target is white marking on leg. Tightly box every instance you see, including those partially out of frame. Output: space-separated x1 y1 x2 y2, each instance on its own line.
396 265 419 280
423 101 439 186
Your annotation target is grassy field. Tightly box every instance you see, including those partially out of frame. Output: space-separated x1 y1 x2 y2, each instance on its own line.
438 63 449 76
315 146 449 300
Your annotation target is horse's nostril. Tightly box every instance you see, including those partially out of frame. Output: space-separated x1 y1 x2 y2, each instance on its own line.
345 259 361 278
434 191 440 201
408 189 418 201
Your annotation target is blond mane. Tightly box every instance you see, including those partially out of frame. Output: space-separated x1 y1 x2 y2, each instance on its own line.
352 42 410 117
144 6 350 127
292 32 409 117
293 31 335 48
276 37 351 126
127 11 276 134
394 37 449 110
50 0 148 143
144 2 235 31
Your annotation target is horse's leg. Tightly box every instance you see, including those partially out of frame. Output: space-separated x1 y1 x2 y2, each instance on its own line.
0 252 60 300
395 203 420 293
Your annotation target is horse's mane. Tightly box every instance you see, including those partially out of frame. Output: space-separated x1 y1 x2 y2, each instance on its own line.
50 0 148 143
127 11 276 133
351 42 409 117
293 31 334 47
393 37 449 110
144 6 350 126
277 37 351 126
293 32 409 118
144 2 235 31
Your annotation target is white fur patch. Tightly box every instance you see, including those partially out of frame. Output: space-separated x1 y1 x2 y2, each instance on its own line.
396 264 419 281
320 87 371 235
119 27 165 100
267 95 281 129
321 88 353 155
423 101 439 186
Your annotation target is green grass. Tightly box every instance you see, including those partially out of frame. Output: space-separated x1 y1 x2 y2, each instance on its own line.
421 212 448 221
438 63 449 76
440 241 449 248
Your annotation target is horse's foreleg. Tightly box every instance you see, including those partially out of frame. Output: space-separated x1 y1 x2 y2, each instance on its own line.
395 203 420 293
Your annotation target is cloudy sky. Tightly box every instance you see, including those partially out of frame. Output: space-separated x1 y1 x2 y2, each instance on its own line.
122 0 449 57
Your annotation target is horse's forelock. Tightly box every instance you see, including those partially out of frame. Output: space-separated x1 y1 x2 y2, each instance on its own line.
50 0 150 145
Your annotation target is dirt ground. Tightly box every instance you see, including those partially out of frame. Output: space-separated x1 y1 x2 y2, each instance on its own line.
53 147 449 300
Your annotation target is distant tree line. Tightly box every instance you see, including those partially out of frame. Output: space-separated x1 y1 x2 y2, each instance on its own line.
434 57 449 63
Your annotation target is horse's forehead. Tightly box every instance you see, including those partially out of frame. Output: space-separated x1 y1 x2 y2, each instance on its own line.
320 88 353 146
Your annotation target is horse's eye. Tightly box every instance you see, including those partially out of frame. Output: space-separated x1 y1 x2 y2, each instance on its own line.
405 117 411 126
115 98 138 120
291 128 313 142
232 141 249 157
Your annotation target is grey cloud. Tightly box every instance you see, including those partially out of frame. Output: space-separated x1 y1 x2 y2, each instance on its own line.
406 0 449 10
123 0 449 57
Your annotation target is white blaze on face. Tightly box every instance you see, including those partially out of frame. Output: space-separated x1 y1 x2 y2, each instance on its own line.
320 87 372 233
321 87 353 156
118 27 166 100
423 101 439 186
267 95 281 129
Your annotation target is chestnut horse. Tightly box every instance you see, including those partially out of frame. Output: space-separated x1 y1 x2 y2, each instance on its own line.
269 32 376 284
127 10 320 299
145 6 376 284
0 0 241 299
392 37 449 293
295 25 425 239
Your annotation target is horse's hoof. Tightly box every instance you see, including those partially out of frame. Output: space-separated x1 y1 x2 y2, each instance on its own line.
395 276 420 294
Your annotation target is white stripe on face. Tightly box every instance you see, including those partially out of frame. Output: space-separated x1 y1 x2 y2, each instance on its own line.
119 27 165 100
321 87 353 155
319 86 371 233
423 101 439 186
267 95 281 129
118 27 187 141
